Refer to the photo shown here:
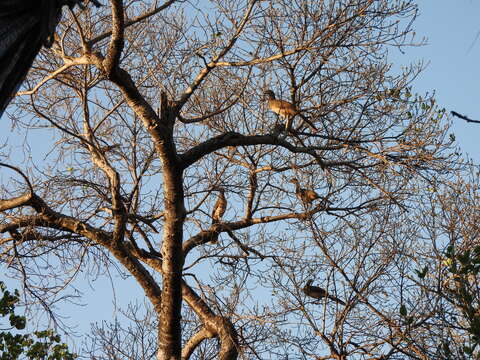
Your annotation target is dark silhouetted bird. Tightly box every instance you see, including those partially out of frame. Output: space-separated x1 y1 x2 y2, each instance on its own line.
0 0 101 117
303 279 345 305
263 90 317 132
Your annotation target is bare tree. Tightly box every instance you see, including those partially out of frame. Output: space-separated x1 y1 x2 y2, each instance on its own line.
0 0 464 359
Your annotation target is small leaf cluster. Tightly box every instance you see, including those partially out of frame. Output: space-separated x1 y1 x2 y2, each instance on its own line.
441 245 480 359
0 282 76 360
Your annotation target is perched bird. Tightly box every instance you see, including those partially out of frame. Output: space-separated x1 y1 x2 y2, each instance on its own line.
99 143 120 153
210 187 227 243
211 187 227 224
303 279 345 305
289 178 322 205
263 90 317 133
0 0 101 117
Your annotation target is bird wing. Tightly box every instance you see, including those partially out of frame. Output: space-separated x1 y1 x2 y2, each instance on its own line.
304 284 345 305
298 113 318 132
268 99 317 132
212 194 227 223
306 189 320 200
269 99 296 118
303 284 326 299
327 294 346 305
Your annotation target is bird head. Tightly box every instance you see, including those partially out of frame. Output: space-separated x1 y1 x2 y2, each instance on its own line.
263 90 276 100
306 279 314 287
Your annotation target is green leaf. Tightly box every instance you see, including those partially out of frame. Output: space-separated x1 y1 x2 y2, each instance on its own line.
445 245 455 257
0 284 76 359
9 314 26 329
463 345 473 355
474 246 480 255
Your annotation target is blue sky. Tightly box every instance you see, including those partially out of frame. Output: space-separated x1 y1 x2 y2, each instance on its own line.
401 0 480 161
1 0 480 350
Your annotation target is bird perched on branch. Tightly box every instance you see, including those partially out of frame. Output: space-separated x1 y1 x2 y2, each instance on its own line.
303 279 345 305
211 187 227 224
0 0 102 117
289 178 326 205
263 90 317 133
210 187 227 243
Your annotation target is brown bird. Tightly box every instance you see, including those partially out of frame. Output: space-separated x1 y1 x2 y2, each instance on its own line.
211 187 227 224
210 187 227 243
263 90 317 133
289 178 322 204
303 279 345 305
99 143 120 153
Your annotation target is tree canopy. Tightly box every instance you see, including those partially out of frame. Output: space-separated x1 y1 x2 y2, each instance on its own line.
0 0 477 359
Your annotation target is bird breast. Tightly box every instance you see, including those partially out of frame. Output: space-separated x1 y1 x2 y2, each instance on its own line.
213 204 226 219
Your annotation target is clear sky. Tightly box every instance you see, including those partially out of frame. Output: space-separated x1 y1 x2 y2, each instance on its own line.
400 0 480 162
1 0 480 351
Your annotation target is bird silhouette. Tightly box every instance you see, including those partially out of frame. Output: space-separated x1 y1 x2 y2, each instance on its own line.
303 279 345 305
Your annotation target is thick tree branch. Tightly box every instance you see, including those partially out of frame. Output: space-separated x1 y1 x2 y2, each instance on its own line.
182 206 330 256
104 0 125 76
128 251 238 360
181 327 215 360
181 281 239 360
179 131 327 170
0 193 32 212
102 48 185 358
1 193 163 333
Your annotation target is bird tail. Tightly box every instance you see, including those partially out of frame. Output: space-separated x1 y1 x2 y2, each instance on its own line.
285 116 294 132
298 113 318 132
209 223 220 243
328 295 346 305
